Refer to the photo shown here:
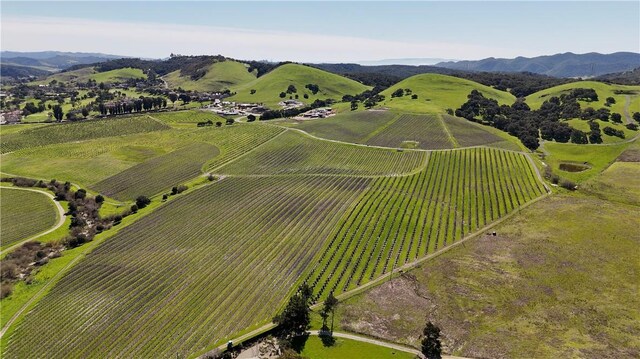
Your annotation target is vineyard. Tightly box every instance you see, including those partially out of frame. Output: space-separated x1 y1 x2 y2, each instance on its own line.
4 175 371 358
442 115 520 150
295 110 398 143
219 130 426 176
0 123 284 188
0 188 59 248
365 114 454 149
91 143 220 200
150 110 226 125
304 147 546 299
0 116 171 154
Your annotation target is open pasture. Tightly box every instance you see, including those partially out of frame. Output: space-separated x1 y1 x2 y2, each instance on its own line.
305 147 546 299
219 130 427 176
4 175 371 358
91 143 219 200
0 188 59 248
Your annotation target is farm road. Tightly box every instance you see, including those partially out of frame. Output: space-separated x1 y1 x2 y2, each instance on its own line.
0 186 66 255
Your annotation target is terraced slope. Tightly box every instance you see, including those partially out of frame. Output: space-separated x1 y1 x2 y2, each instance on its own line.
219 130 426 176
163 60 257 92
0 188 59 247
4 176 371 358
305 147 546 299
0 116 170 154
230 63 370 107
91 143 220 200
380 73 516 113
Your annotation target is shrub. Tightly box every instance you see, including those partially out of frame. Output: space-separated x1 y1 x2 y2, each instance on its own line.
130 204 139 213
626 123 638 131
560 179 576 190
135 196 151 209
1 283 13 299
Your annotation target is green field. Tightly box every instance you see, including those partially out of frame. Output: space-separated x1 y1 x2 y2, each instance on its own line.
32 67 145 85
91 143 219 200
218 130 426 176
379 73 516 113
4 176 371 358
0 116 170 154
163 60 257 92
306 147 546 299
525 81 640 117
150 110 226 126
542 141 629 182
364 114 453 149
337 189 640 358
0 188 59 248
297 336 415 359
230 63 370 107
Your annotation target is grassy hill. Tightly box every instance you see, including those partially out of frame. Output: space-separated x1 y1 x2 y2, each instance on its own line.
379 73 516 113
525 81 640 116
163 60 257 92
230 63 371 107
33 67 145 85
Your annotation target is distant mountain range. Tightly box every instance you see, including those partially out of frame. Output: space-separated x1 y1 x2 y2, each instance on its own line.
435 52 640 78
357 58 455 66
0 51 128 76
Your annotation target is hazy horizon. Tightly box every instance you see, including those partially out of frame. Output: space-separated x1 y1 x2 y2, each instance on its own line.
2 1 639 63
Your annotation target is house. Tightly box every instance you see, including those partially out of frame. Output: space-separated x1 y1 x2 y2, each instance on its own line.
0 110 22 125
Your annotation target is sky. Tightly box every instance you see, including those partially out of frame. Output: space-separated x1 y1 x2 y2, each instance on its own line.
2 1 639 62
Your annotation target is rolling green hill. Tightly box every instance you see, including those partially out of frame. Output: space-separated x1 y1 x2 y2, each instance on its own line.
230 63 371 107
33 67 145 85
525 81 640 116
163 60 257 92
379 73 516 113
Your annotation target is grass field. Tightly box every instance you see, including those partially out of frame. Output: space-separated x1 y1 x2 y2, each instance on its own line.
581 162 640 206
525 81 640 117
0 188 59 248
219 130 426 176
337 190 640 358
379 73 516 113
32 67 145 85
0 115 170 154
297 336 415 359
542 141 629 182
305 147 546 299
91 143 220 200
230 64 370 107
3 176 371 358
163 60 256 92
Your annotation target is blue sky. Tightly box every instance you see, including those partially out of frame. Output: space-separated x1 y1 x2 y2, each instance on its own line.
2 1 639 62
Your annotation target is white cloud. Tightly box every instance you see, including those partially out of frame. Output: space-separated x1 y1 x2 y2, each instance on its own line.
1 16 535 61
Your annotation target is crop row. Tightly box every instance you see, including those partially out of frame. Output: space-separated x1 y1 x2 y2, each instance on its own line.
90 142 220 200
442 115 519 150
305 147 546 299
151 110 225 124
219 130 427 176
4 175 371 358
0 115 171 154
365 114 454 150
0 188 59 247
296 110 398 143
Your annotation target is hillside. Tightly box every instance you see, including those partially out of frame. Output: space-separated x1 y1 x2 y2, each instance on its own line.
230 63 370 107
0 51 126 75
162 60 257 92
34 67 145 84
436 52 640 78
525 81 640 116
379 73 516 113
